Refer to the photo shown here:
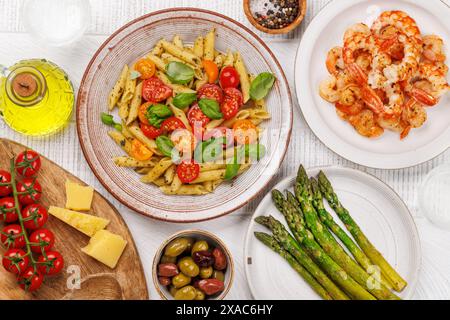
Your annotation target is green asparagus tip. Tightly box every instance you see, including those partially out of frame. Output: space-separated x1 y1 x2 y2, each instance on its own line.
254 216 271 227
296 165 309 184
318 171 332 191
309 177 320 195
254 232 275 246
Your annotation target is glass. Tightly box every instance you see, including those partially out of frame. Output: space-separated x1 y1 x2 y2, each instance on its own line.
418 164 450 230
22 0 91 47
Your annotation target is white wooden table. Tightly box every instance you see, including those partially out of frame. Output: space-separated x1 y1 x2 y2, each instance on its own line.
1 0 450 299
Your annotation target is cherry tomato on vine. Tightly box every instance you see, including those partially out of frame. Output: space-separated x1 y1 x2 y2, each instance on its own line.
219 66 240 89
0 169 12 196
22 204 48 230
15 150 41 177
160 117 186 134
0 197 19 223
2 249 29 275
37 251 64 275
176 161 200 183
18 267 44 292
1 224 25 249
29 229 55 253
142 77 173 102
140 123 162 139
16 178 42 205
197 84 224 104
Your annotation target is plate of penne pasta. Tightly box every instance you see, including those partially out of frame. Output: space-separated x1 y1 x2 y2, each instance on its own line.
77 8 293 222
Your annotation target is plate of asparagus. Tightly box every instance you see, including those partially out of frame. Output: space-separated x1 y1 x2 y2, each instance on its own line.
244 165 421 300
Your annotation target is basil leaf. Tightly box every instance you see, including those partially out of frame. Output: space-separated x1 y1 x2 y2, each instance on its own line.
156 136 175 157
165 61 195 85
198 98 223 120
194 138 224 163
173 93 197 108
249 72 276 100
224 147 245 180
130 70 141 80
101 113 122 131
245 144 266 161
146 104 173 128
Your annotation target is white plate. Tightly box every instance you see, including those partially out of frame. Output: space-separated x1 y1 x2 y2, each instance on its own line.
244 166 421 299
294 0 450 169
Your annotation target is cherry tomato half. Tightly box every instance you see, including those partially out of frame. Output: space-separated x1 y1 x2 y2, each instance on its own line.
18 267 44 292
37 251 64 276
2 249 29 275
187 103 210 128
177 161 200 184
130 139 153 161
197 84 224 104
1 224 25 249
16 178 42 206
233 119 258 145
160 117 186 134
224 87 244 106
202 60 219 84
219 66 240 89
22 204 48 230
134 58 156 79
29 229 55 253
15 150 41 177
142 77 173 102
220 96 240 120
0 169 12 197
0 197 19 223
138 102 153 125
140 122 163 139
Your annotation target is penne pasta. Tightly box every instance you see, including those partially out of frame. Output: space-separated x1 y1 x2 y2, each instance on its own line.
127 125 161 155
223 50 234 67
199 163 226 172
118 100 130 121
193 36 204 58
127 82 143 125
146 53 166 71
205 119 224 129
151 40 164 56
160 40 201 66
113 156 156 168
121 69 136 105
169 104 192 131
141 157 173 183
160 184 208 195
161 53 203 80
108 65 129 110
222 109 251 128
203 28 216 61
234 52 250 103
172 35 183 48
249 109 271 120
153 177 167 187
164 165 176 185
191 169 226 183
169 175 182 193
214 54 225 69
135 167 151 174
108 131 132 155
121 122 134 140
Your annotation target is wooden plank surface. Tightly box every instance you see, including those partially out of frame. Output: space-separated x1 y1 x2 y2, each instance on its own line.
0 138 148 300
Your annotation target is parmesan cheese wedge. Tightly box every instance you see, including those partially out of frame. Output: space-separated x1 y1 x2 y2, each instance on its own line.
65 180 94 211
48 206 110 237
81 230 127 269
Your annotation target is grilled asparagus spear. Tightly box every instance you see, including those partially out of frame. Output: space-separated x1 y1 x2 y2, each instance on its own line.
295 165 399 300
309 177 395 290
318 170 407 292
254 232 334 300
269 192 376 300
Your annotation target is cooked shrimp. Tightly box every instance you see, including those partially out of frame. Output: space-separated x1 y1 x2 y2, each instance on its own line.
343 33 374 85
407 62 450 105
335 85 365 116
422 35 446 63
343 23 371 42
319 75 340 103
326 46 345 74
375 83 405 131
371 10 422 46
348 109 384 138
335 70 354 90
402 98 427 128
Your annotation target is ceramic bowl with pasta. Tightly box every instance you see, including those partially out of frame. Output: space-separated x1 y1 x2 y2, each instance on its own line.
77 9 292 222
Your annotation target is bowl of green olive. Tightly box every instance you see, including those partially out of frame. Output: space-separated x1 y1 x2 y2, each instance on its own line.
152 230 234 300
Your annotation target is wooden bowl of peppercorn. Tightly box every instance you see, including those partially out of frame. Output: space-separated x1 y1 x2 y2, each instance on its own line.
243 0 306 34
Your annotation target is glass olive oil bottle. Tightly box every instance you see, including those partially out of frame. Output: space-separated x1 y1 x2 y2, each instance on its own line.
0 59 74 136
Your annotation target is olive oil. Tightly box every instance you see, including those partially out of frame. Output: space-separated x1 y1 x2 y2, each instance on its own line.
0 59 74 136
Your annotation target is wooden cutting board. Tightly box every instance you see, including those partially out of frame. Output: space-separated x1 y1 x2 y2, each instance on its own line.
0 138 149 300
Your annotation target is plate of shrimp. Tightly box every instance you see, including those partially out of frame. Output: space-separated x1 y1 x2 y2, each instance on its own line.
295 0 450 169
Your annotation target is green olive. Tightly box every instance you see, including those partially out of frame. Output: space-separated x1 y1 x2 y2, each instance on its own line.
174 285 196 300
172 273 191 288
191 240 209 255
178 256 200 277
160 255 177 264
165 237 190 257
212 270 225 282
194 289 205 300
185 237 195 252
199 266 213 279
169 285 178 297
